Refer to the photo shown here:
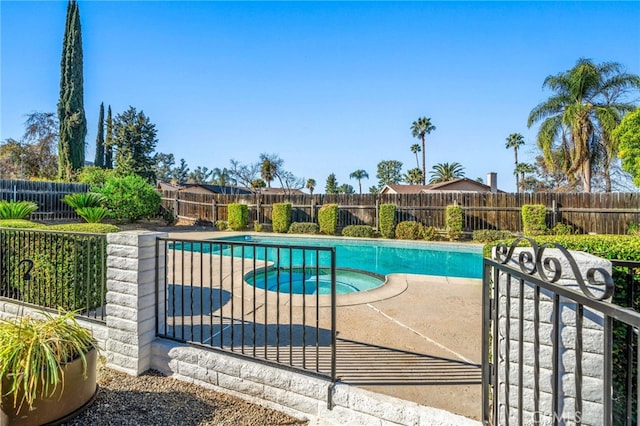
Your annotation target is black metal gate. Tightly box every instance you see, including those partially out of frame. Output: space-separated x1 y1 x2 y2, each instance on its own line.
482 238 640 425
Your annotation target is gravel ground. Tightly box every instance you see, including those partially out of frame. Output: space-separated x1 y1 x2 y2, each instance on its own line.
61 367 309 426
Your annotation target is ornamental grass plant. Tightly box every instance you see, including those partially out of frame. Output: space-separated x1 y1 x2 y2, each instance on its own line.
0 310 97 411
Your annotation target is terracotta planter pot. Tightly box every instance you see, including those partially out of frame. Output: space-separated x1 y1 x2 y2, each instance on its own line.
1 348 98 426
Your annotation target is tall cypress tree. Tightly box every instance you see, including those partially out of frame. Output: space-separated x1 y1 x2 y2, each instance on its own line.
94 102 105 167
104 105 114 169
57 0 86 179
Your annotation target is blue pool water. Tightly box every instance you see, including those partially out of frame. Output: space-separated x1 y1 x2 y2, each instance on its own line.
181 235 483 279
246 267 385 295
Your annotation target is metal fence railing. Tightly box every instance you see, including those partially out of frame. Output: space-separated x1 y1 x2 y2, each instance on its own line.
0 228 107 323
155 236 338 402
482 238 640 425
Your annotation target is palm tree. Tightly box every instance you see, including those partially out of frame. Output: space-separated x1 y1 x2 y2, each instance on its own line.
410 144 421 169
429 162 465 184
306 178 316 195
349 169 369 195
259 153 283 188
211 167 233 186
514 162 535 193
527 58 640 192
410 117 436 184
403 168 423 185
505 133 525 192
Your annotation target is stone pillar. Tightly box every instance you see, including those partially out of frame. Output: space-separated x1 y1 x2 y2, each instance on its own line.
106 231 167 375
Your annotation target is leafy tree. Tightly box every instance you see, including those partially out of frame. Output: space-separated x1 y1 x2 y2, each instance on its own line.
527 58 640 192
376 160 403 188
153 152 175 182
349 169 369 195
403 167 424 185
410 144 421 169
0 112 58 180
325 173 338 194
306 178 316 195
337 184 355 194
57 0 86 179
410 117 436 184
172 158 189 182
188 166 213 184
369 186 379 194
104 105 113 169
94 103 105 167
505 133 525 192
614 108 640 187
112 106 158 183
429 162 465 183
251 178 266 190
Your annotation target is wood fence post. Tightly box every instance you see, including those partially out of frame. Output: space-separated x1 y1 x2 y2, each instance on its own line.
173 192 178 219
212 198 217 224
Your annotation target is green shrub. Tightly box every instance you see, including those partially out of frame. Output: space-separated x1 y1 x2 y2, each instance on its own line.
395 221 424 240
628 222 640 236
272 203 292 233
379 203 396 238
422 226 438 241
215 220 229 231
445 204 463 241
76 207 110 223
94 174 160 222
288 222 319 234
472 229 514 243
521 204 547 236
0 201 38 220
62 192 106 209
342 225 375 238
0 220 46 229
0 229 108 311
228 203 248 231
254 220 263 232
318 204 339 235
551 222 574 236
77 166 115 189
47 223 120 233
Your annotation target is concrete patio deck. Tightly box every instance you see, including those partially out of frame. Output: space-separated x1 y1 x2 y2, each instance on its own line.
165 231 484 421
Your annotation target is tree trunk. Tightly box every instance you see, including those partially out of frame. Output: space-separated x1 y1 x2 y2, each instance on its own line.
421 137 426 185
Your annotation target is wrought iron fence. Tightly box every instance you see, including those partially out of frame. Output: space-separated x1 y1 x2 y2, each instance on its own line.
155 236 338 395
0 228 107 322
482 238 640 425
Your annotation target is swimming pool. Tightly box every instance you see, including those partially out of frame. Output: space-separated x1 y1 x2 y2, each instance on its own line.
246 267 385 295
204 235 483 279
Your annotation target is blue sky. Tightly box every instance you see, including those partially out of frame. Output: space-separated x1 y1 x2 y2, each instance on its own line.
2 1 640 193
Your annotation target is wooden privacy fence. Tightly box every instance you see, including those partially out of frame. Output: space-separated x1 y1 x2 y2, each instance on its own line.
161 190 640 235
0 179 88 220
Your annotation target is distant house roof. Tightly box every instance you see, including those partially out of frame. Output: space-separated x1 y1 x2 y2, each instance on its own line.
259 187 306 195
380 178 501 194
180 183 254 195
157 182 254 195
